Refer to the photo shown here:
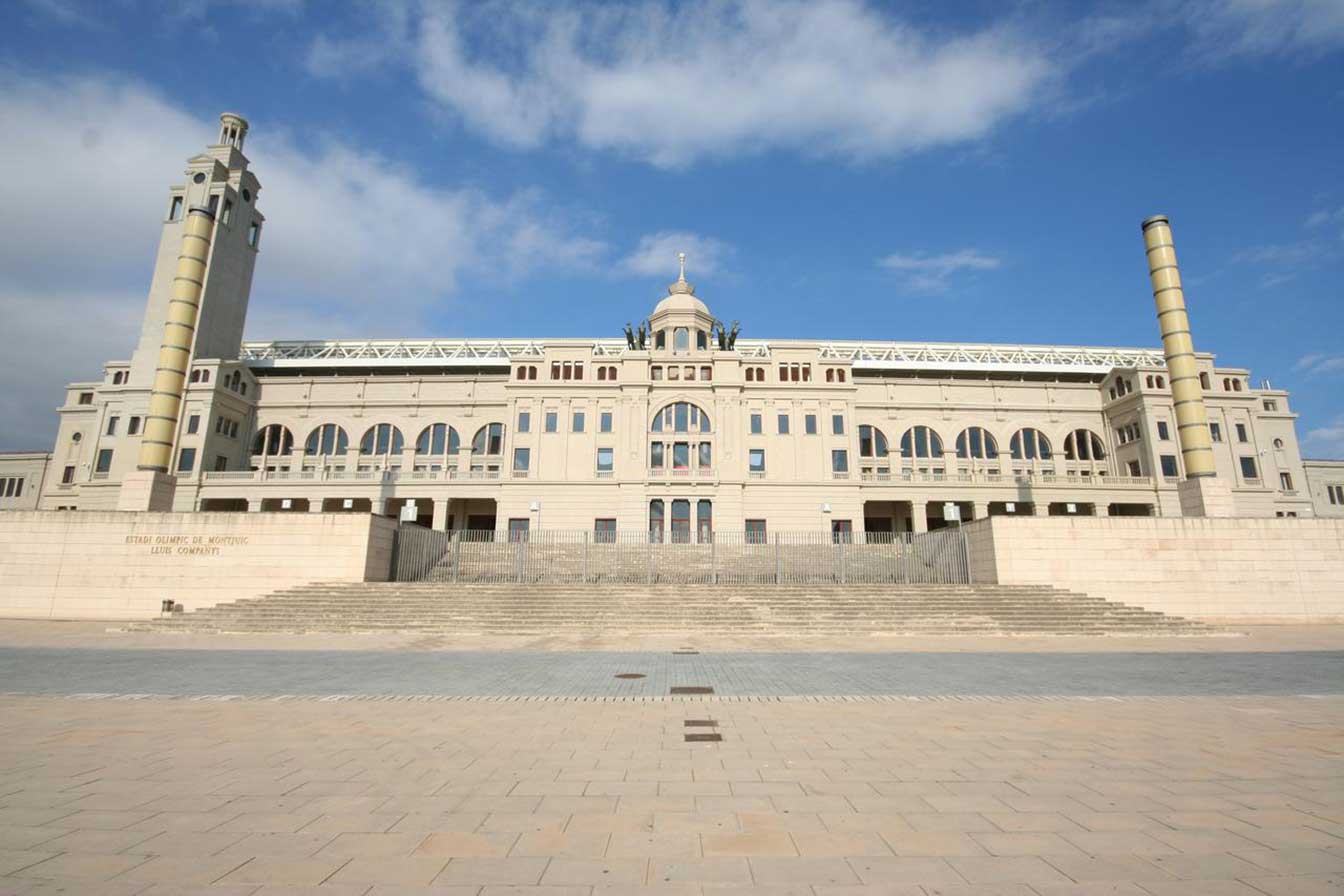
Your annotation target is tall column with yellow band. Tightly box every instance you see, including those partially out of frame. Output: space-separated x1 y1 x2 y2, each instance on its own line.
1141 214 1216 478
137 205 214 472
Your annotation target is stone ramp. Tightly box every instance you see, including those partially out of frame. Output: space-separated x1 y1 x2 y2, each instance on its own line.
126 583 1220 636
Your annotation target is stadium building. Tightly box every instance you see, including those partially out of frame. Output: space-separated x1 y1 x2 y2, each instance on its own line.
0 113 1331 534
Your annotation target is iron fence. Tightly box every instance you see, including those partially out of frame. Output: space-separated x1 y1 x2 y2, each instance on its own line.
391 526 971 585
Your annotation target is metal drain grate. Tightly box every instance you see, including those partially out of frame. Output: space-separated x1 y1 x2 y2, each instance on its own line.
685 733 723 742
672 650 699 655
684 719 718 727
614 673 646 680
670 686 714 695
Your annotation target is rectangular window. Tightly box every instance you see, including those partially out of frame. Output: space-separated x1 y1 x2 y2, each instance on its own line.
750 413 762 435
700 366 712 381
169 195 183 220
572 411 585 433
650 442 664 468
77 392 93 405
650 365 663 380
832 414 844 435
62 465 75 484
777 414 790 435
508 519 530 542
600 411 613 433
596 447 613 472
214 455 228 472
805 414 817 435
545 411 558 433
1159 454 1178 478
95 449 113 473
176 447 196 473
1236 423 1248 443
1279 472 1293 491
106 416 119 436
832 449 849 473
672 442 690 469
1156 421 1170 440
128 416 141 435
1264 400 1278 412
594 518 616 543
207 194 219 214
247 220 261 248
517 411 530 433
13 479 22 498
512 448 530 472
745 519 767 544
186 414 200 435
221 198 233 226
1127 460 1142 477
1209 422 1221 442
1330 485 1343 505
1240 456 1258 479
698 442 712 468
749 448 765 473
831 520 853 544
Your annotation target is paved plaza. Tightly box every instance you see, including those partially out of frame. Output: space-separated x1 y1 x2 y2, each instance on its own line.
0 623 1340 894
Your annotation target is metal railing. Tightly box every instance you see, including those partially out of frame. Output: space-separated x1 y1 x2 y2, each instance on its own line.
390 526 971 585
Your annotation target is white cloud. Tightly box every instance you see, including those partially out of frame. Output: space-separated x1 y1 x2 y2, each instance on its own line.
1295 354 1344 376
1302 418 1344 458
311 0 1055 167
619 231 732 278
878 249 1002 293
1179 0 1344 59
0 72 605 450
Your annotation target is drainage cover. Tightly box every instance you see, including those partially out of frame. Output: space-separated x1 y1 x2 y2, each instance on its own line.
673 650 699 655
685 733 723 742
684 720 717 727
670 686 714 695
614 673 646 680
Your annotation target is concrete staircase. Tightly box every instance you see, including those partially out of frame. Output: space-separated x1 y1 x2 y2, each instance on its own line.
126 583 1220 636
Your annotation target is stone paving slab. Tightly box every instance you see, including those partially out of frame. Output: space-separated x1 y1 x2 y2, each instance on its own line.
0 647 1340 698
0 695 1339 894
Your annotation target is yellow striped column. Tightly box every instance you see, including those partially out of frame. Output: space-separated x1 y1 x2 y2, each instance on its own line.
1142 214 1216 479
137 206 214 472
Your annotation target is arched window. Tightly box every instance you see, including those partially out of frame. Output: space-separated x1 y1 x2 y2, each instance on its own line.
359 424 405 456
697 500 712 543
1233 379 1243 392
1145 375 1154 388
190 370 201 383
955 427 999 460
201 370 210 383
607 366 617 380
529 365 538 380
1200 372 1210 390
516 367 526 380
597 366 607 381
746 368 755 382
1010 428 1052 461
673 327 689 352
858 425 889 458
471 423 504 455
671 499 691 543
415 424 460 457
651 402 711 433
1155 376 1165 388
696 330 708 350
304 423 349 456
825 369 834 382
900 426 944 459
837 369 846 382
1063 429 1106 461
252 423 293 456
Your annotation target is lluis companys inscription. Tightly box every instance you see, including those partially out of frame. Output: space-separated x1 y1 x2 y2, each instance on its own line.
125 534 250 557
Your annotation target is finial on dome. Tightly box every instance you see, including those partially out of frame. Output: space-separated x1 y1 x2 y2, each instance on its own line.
668 251 695 295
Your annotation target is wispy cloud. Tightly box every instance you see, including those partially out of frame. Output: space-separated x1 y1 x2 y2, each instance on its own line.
1295 354 1344 376
878 249 1002 293
620 231 732 279
1302 417 1344 458
305 0 1056 168
1178 0 1344 60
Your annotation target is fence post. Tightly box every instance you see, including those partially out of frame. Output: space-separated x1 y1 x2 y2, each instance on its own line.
774 533 781 584
711 534 717 585
646 535 653 584
451 530 460 584
962 529 973 584
582 530 589 584
839 537 846 585
516 538 524 583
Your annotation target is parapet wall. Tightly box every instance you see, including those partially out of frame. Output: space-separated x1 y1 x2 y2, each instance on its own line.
964 516 1344 622
0 511 397 620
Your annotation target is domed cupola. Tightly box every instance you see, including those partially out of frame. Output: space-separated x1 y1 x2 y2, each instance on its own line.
646 253 717 353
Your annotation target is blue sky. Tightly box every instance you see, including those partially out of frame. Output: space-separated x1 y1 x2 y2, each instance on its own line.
1 0 1341 455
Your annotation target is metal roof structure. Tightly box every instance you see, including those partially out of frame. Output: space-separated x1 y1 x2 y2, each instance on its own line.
239 337 1168 375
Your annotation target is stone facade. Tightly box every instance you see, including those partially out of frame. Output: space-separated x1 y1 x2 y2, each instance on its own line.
1303 459 1344 519
0 453 49 511
7 112 1330 534
964 516 1344 621
0 511 396 619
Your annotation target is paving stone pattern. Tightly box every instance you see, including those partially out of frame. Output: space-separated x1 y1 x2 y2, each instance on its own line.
0 694 1339 894
0 647 1339 698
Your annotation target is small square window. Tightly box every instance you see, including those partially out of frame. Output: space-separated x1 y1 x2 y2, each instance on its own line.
77 392 93 405
214 455 228 472
513 448 530 472
832 449 849 473
1159 454 1178 478
749 448 765 472
1240 456 1258 479
596 447 614 472
62 465 76 484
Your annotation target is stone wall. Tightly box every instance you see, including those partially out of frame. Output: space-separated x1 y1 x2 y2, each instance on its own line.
0 511 398 620
964 516 1344 622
